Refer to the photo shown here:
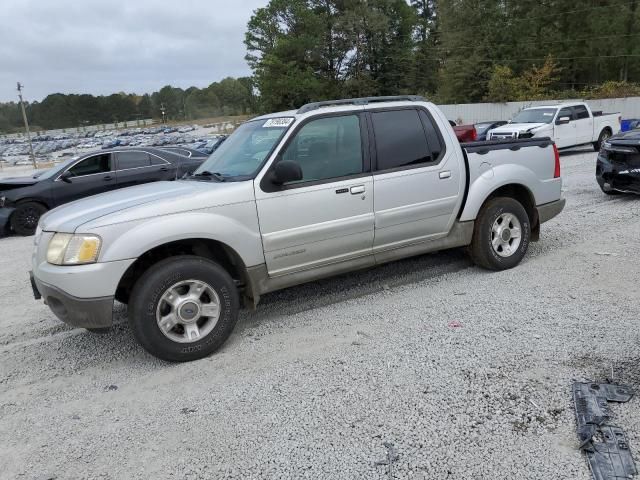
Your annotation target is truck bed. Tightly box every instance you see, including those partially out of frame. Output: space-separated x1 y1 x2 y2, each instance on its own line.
458 137 561 220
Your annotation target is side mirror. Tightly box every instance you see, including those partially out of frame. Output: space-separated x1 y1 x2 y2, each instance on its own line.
556 116 571 125
271 160 303 185
60 171 73 183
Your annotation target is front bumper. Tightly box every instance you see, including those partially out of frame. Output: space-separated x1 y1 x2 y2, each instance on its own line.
537 198 566 224
596 155 640 194
31 273 114 328
0 207 15 234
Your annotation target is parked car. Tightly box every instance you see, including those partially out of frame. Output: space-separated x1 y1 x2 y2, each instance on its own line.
621 119 640 132
30 95 565 361
0 147 205 236
449 120 478 142
596 129 640 195
475 121 508 141
488 102 621 150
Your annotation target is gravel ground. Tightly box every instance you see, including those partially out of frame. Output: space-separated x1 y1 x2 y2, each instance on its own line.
1 148 639 480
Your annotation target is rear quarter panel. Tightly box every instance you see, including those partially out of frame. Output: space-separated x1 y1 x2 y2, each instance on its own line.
459 142 562 221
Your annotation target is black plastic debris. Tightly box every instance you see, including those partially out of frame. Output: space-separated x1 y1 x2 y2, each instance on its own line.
573 382 637 480
374 441 400 478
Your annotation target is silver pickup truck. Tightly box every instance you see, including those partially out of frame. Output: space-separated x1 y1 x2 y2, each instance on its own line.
30 96 565 361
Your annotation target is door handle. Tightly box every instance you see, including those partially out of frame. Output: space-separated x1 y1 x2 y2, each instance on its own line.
439 171 451 179
159 167 169 172
103 175 113 181
350 185 365 194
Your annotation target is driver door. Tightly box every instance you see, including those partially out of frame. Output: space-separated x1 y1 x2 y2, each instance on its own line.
554 107 577 148
51 153 116 206
254 113 375 277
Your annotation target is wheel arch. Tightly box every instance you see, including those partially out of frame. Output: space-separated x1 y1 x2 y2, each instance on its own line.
462 182 540 241
115 237 254 306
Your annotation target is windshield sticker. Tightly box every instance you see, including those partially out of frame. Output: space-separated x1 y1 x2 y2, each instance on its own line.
543 113 553 116
263 117 294 128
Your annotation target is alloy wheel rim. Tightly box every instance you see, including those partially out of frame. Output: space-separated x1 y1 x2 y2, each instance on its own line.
18 207 39 228
156 279 221 343
491 213 522 258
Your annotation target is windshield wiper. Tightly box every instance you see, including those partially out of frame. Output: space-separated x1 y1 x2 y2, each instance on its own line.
191 171 226 182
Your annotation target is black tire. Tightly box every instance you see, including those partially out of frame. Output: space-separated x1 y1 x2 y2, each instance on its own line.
593 129 611 151
11 201 47 236
469 197 531 271
128 255 239 362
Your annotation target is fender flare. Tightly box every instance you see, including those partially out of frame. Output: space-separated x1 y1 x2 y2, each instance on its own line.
459 164 540 222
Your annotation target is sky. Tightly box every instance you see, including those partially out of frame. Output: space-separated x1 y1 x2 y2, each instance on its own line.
0 0 267 102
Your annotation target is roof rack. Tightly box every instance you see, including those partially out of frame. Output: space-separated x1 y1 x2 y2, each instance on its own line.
296 95 427 114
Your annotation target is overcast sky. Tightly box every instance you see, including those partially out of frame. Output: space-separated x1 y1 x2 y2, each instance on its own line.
0 0 267 102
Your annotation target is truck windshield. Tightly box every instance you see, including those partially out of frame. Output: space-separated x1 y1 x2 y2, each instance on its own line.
511 108 558 124
192 118 293 180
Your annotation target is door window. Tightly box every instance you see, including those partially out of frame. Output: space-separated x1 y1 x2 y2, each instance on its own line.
280 115 363 183
419 110 445 162
372 109 434 171
117 151 151 170
67 154 111 177
557 107 574 122
150 155 170 166
574 105 590 119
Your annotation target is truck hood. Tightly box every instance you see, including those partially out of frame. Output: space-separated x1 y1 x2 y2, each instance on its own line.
490 123 549 133
40 179 255 233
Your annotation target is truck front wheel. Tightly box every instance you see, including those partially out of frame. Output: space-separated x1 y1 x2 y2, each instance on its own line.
469 197 531 271
128 255 239 362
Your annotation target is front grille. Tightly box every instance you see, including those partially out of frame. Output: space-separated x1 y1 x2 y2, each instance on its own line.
490 132 518 140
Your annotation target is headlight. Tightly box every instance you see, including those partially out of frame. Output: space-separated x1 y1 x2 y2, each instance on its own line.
46 233 102 265
602 142 636 153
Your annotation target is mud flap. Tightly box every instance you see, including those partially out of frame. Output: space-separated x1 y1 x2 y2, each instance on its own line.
573 382 637 480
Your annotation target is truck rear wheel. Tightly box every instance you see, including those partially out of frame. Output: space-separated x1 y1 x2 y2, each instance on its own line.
593 129 611 151
469 197 531 271
128 255 239 362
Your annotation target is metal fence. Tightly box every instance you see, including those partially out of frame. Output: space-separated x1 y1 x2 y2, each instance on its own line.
438 97 640 124
2 118 156 140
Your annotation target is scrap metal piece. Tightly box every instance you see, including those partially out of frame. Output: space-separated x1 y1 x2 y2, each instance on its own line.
573 382 637 480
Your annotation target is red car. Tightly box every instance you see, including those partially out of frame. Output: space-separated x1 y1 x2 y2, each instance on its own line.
449 120 477 142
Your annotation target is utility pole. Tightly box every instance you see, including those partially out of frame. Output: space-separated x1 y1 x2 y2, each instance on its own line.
17 82 36 169
160 103 166 124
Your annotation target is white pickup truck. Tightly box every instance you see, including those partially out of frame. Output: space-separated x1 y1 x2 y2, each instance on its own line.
488 102 621 150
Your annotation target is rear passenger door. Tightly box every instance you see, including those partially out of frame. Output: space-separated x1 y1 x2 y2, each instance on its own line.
115 151 173 188
370 108 461 252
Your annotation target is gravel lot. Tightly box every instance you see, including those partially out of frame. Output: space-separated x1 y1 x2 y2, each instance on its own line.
1 149 639 479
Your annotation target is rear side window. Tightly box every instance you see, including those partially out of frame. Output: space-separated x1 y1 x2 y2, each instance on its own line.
574 105 590 119
68 154 111 177
419 110 445 161
150 155 169 165
118 151 151 169
372 109 433 171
